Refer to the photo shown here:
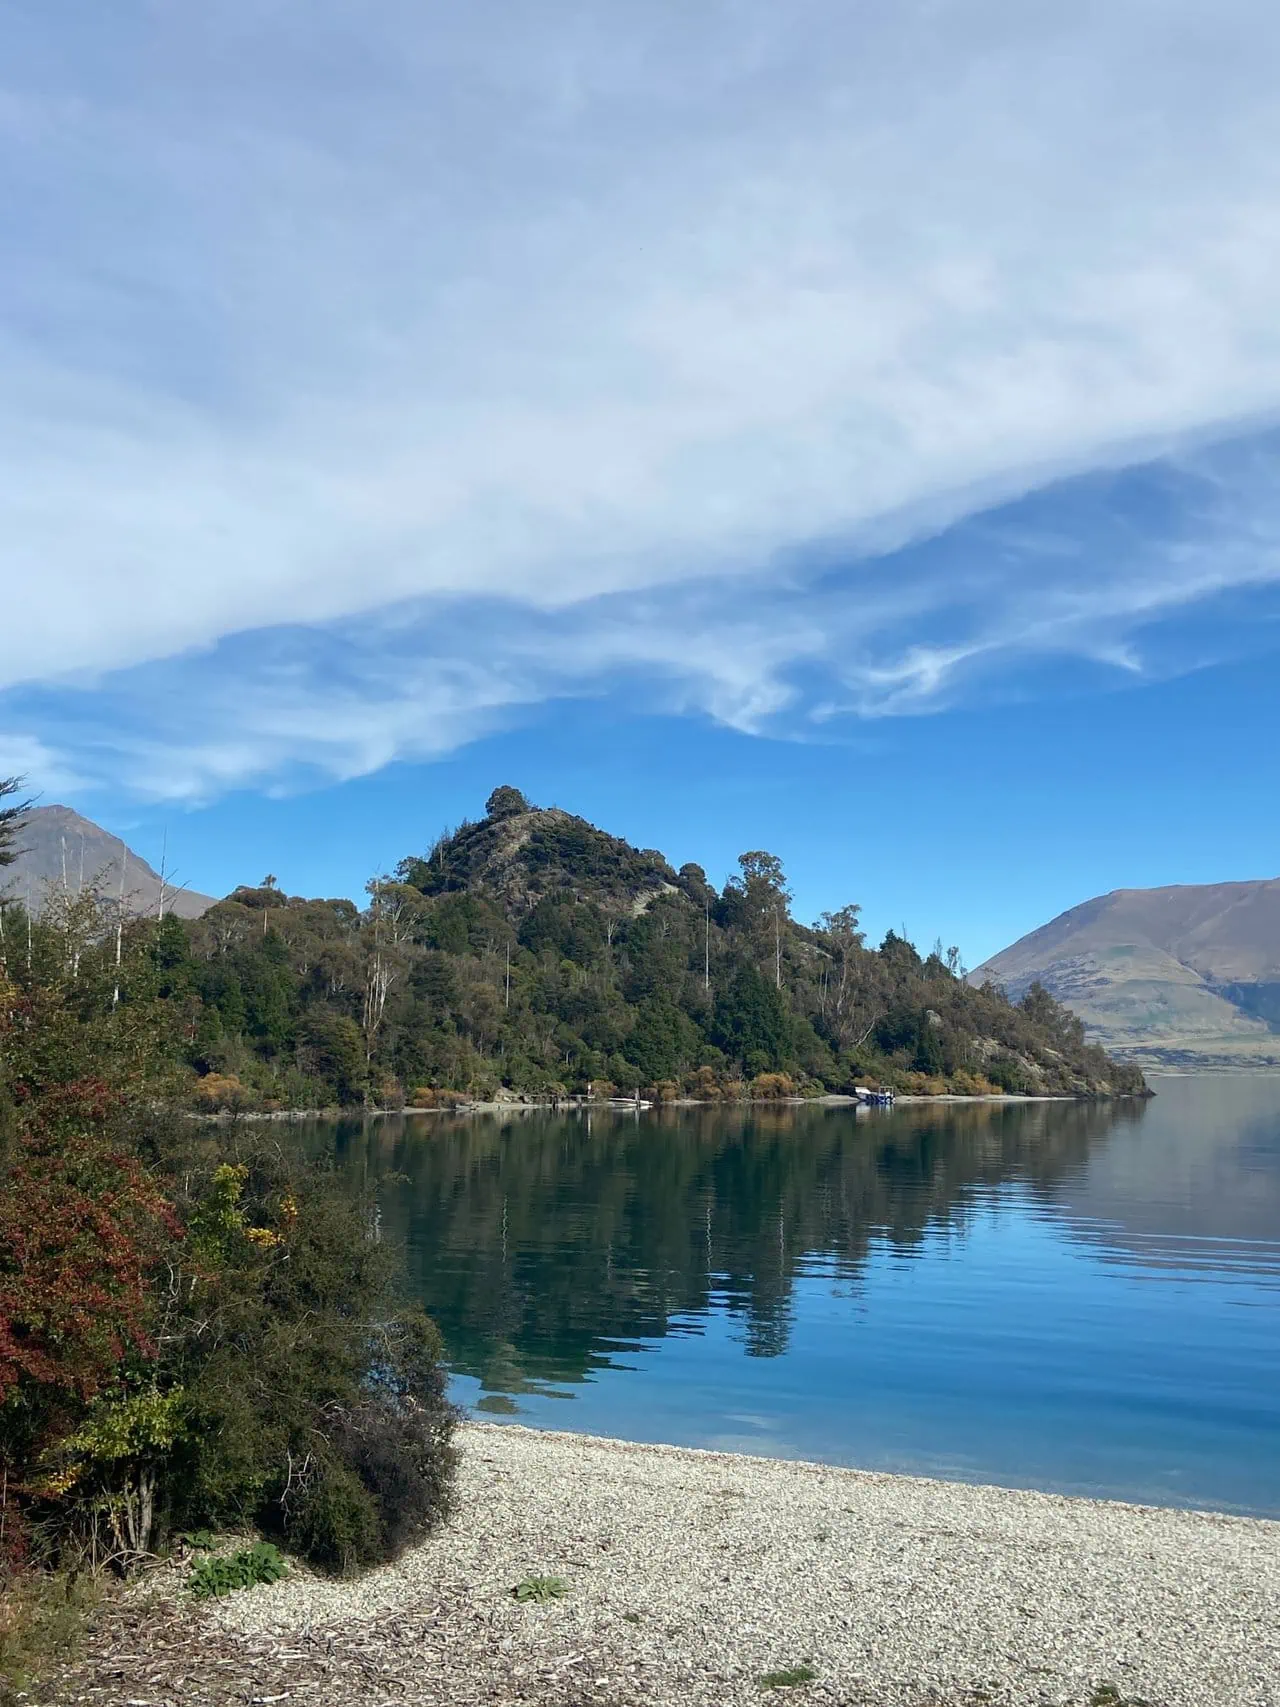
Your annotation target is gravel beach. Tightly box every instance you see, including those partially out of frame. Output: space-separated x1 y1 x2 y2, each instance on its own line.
188 1423 1280 1707
46 1422 1280 1705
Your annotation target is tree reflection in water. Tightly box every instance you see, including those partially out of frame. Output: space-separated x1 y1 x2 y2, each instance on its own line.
309 1100 1143 1398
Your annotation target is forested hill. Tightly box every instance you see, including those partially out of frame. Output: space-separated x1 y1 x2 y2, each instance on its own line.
27 785 1146 1107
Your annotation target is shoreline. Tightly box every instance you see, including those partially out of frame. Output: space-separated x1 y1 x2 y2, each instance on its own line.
191 1089 1136 1123
185 1421 1279 1706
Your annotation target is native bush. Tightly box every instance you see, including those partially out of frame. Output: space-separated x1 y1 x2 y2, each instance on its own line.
189 1541 287 1600
326 1397 458 1558
157 1140 459 1572
1 963 459 1581
271 1394 459 1575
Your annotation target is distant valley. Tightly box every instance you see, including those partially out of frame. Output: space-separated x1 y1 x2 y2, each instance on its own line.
972 879 1280 1067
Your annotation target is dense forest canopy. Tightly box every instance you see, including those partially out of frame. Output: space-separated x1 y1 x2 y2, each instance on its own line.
0 786 1147 1108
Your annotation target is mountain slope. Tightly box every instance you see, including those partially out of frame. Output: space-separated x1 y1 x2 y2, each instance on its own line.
0 805 217 920
972 880 1280 1065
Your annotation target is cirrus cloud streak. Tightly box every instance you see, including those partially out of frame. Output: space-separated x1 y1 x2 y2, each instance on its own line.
3 2 1280 793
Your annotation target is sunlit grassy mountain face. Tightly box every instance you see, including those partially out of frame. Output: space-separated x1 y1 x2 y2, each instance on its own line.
972 880 1280 1066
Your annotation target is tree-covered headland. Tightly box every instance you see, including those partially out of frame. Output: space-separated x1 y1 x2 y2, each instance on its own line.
99 783 1142 1108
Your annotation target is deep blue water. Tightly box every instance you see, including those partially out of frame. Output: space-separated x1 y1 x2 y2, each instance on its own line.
312 1074 1280 1515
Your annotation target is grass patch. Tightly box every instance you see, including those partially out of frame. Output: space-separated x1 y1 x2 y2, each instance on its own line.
513 1574 569 1604
1089 1687 1149 1707
0 1570 101 1702
189 1541 288 1600
758 1663 817 1689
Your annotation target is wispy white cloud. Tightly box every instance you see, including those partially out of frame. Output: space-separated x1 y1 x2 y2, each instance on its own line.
0 735 88 798
4 2 1280 793
8 426 1280 801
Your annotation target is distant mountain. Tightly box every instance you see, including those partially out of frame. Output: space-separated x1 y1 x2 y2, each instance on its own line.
971 880 1280 1066
0 805 217 921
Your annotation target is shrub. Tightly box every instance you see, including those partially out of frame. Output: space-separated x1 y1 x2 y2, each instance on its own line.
162 1147 460 1574
0 1080 180 1410
286 1461 382 1575
374 1078 405 1111
686 1066 723 1100
0 929 459 1596
299 1397 458 1569
191 1073 255 1113
749 1073 795 1100
189 1541 287 1599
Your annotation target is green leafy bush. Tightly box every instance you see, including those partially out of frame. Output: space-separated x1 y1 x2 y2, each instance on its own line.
286 1461 381 1576
189 1541 287 1599
162 1144 461 1574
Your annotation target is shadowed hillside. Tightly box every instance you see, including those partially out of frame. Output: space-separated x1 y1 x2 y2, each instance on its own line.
0 804 216 919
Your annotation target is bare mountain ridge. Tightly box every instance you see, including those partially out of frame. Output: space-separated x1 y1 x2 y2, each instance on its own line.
0 805 216 920
972 878 1280 1065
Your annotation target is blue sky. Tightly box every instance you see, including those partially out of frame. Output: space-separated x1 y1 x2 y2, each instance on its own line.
3 1 1279 965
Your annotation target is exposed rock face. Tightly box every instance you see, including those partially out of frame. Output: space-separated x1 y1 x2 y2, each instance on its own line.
971 879 1280 1066
0 804 217 919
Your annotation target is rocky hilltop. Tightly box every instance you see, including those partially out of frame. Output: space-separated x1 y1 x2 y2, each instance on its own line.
395 785 679 918
0 804 216 920
972 879 1280 1066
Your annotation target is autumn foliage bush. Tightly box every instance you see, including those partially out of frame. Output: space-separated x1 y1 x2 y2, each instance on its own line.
749 1072 796 1099
0 964 458 1585
0 1079 179 1408
190 1072 255 1112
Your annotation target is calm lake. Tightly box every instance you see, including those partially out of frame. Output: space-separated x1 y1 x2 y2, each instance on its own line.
308 1073 1280 1516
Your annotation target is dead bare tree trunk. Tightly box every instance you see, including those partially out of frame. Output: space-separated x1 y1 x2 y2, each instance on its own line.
112 858 125 1008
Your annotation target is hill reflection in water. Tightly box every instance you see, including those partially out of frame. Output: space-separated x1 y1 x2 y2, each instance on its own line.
306 1085 1280 1515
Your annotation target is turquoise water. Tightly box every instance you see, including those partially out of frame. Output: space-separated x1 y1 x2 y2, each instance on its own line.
313 1074 1280 1515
